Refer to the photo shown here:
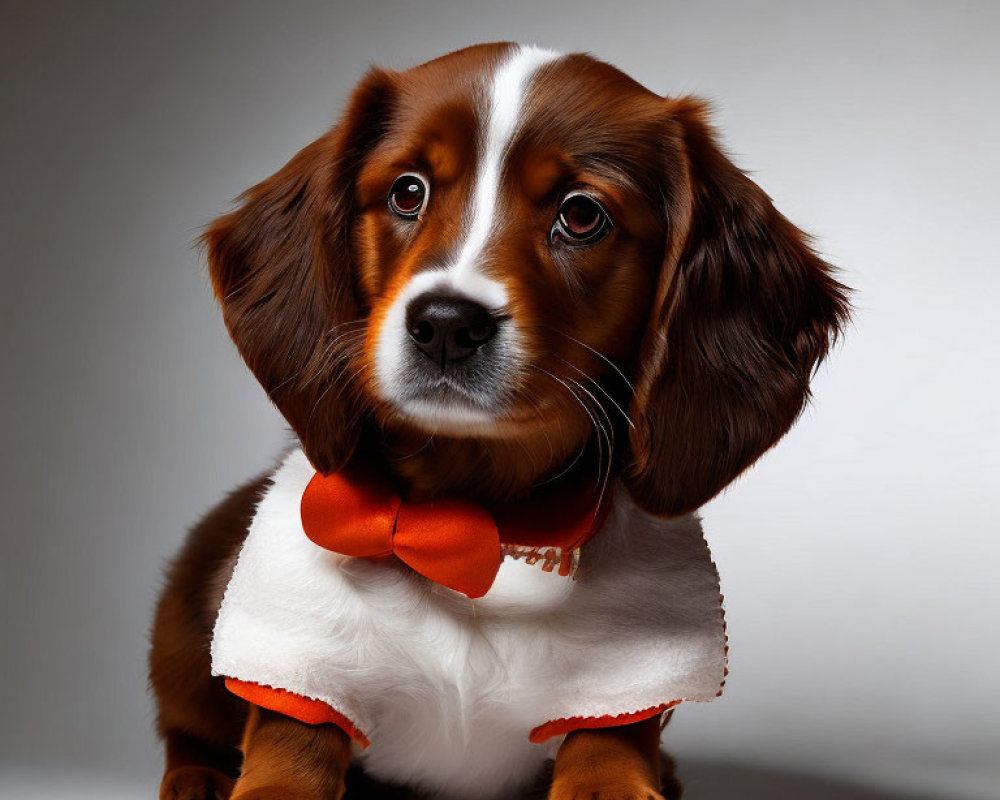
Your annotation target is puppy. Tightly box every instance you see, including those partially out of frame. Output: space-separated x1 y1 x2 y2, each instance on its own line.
150 42 849 800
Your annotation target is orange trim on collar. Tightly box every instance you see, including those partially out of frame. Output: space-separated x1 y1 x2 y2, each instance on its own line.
528 700 681 744
224 678 370 748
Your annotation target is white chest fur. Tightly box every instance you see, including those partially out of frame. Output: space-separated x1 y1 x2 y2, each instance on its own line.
212 450 727 800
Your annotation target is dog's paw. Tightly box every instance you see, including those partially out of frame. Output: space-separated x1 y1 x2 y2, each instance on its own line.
160 766 235 800
548 776 666 800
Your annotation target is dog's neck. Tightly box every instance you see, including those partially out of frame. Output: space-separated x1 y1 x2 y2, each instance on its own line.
377 427 601 506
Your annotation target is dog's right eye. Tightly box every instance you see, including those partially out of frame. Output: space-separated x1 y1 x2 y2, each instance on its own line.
388 174 429 220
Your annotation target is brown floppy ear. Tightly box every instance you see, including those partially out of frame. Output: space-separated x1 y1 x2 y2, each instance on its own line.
203 69 396 474
626 97 851 517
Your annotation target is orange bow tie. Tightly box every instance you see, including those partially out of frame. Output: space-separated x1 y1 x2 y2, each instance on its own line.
300 464 605 599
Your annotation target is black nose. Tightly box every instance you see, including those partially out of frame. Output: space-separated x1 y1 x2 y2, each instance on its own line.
405 294 499 367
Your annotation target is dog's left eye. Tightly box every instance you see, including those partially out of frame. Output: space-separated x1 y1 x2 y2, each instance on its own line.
388 173 429 219
551 192 612 246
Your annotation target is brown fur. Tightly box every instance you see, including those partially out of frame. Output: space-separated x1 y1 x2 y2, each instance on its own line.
151 43 849 799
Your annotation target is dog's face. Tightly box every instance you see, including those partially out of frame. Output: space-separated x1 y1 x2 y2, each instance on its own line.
357 45 663 444
206 43 849 515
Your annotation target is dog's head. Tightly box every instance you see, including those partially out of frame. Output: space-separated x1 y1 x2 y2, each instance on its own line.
205 43 849 516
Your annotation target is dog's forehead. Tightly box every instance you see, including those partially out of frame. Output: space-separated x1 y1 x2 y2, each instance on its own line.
383 44 665 164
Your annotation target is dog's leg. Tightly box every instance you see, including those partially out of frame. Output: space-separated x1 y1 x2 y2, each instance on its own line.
159 730 241 800
230 706 352 800
152 477 267 800
152 549 248 800
548 716 681 800
152 576 247 800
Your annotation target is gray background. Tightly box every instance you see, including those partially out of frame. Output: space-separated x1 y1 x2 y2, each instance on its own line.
2 1 998 798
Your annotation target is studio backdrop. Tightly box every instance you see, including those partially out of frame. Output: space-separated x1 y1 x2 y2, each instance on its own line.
1 2 997 799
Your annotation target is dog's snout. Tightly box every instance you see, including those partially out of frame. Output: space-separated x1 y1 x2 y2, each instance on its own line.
405 294 499 366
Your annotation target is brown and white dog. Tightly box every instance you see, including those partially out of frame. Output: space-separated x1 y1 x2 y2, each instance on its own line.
150 42 849 800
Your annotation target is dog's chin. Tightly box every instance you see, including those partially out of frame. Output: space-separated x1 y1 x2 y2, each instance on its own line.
380 379 535 437
393 396 505 437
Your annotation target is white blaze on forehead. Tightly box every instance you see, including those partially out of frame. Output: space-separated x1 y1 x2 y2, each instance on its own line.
449 44 562 293
373 45 562 416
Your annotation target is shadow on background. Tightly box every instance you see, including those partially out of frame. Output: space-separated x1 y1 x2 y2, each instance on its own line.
679 761 944 800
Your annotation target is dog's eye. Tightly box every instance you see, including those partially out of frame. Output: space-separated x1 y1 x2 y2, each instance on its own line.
388 173 429 219
551 192 612 246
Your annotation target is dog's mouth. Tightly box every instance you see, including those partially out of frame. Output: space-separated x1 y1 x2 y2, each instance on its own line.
382 348 520 435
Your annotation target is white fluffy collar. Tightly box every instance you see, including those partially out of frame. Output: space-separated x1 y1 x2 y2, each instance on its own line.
212 449 727 800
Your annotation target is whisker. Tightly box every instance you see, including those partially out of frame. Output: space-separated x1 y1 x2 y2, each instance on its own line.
515 437 540 480
531 432 587 488
306 359 368 426
563 374 614 450
553 354 636 430
265 324 367 398
386 434 436 463
561 374 615 504
315 324 368 366
541 326 635 396
516 389 556 467
528 364 612 506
